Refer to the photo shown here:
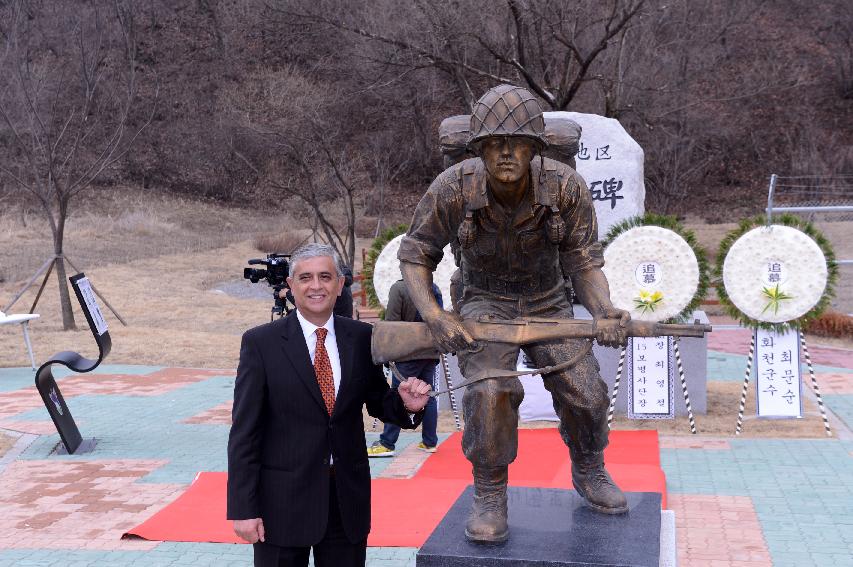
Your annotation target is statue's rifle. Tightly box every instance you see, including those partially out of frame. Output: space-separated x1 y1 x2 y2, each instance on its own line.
373 315 712 397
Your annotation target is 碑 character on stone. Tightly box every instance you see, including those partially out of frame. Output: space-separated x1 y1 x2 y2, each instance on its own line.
398 84 630 544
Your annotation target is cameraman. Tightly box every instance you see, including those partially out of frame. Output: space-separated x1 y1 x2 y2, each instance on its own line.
281 265 354 319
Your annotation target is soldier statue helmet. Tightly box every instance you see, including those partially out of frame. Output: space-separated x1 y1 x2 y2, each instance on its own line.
467 84 549 151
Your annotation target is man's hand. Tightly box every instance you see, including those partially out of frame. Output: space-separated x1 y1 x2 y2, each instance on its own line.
593 306 631 348
398 377 432 412
233 518 265 544
424 310 477 353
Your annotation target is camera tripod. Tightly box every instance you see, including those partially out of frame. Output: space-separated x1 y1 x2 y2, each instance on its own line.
269 285 293 322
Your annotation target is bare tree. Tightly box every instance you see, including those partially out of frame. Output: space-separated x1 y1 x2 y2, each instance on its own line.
2 0 840 267
0 0 156 329
274 0 646 111
222 67 363 267
815 0 853 100
363 137 412 237
644 119 712 214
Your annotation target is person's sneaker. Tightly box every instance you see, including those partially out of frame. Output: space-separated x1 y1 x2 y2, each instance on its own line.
417 442 437 453
367 441 395 458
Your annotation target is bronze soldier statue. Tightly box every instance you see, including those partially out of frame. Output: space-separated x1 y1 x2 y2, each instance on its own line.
398 84 631 543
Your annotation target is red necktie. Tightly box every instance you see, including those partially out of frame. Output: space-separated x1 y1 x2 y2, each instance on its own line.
314 328 335 415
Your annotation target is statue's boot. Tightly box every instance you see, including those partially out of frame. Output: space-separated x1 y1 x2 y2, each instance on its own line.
571 450 628 514
465 466 509 544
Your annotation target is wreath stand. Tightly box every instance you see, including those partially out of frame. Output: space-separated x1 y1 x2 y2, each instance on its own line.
734 330 831 436
607 337 698 434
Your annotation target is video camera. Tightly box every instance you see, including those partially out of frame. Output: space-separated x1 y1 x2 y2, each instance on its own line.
243 253 291 320
244 253 290 287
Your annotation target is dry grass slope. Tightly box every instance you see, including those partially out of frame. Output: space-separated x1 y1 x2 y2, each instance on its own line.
0 188 378 369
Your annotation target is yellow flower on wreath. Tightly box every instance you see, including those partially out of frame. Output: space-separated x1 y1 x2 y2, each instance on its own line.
634 289 664 314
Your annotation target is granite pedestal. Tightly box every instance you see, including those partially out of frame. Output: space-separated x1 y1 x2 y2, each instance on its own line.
416 487 662 567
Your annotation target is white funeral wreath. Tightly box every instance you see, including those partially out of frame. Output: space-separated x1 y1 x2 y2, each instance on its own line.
372 234 456 309
722 224 828 324
603 226 700 322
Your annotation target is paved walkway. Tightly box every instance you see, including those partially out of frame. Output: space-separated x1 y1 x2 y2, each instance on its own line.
0 332 852 567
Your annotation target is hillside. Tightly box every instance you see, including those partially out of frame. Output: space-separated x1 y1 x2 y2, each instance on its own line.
2 0 850 224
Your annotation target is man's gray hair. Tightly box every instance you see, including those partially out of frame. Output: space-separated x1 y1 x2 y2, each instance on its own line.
289 243 344 277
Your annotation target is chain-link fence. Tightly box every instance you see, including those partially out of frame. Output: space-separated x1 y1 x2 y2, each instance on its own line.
766 174 853 265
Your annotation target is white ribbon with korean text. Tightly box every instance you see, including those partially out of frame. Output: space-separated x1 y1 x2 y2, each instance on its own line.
628 336 674 419
755 328 803 418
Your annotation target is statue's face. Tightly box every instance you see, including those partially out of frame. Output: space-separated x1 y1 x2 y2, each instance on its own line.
480 136 535 184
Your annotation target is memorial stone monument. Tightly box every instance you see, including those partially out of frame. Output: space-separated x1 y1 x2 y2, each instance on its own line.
544 111 645 239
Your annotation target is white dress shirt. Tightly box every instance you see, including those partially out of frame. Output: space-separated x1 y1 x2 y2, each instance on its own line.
296 310 343 465
295 310 342 398
295 309 416 438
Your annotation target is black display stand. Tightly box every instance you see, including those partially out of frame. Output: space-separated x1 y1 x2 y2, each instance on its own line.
417 487 661 567
35 273 112 454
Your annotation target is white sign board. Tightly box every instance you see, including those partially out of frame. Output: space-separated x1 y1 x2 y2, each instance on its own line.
755 328 802 418
628 337 674 419
544 111 645 239
76 277 108 336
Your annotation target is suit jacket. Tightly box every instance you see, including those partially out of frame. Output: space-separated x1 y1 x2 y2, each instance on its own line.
227 312 421 546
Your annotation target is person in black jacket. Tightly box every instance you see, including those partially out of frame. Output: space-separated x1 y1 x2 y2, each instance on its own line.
367 279 442 457
227 243 431 567
333 265 354 318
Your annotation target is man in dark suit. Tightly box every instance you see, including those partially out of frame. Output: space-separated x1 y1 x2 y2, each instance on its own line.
227 243 431 567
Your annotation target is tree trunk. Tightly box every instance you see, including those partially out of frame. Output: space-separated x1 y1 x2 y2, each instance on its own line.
53 211 77 331
54 256 77 331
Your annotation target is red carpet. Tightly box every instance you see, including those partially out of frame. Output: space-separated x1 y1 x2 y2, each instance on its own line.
128 472 241 544
125 429 666 547
369 478 468 546
416 429 660 481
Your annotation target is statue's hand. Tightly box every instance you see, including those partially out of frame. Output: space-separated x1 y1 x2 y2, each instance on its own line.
424 310 476 354
593 307 630 348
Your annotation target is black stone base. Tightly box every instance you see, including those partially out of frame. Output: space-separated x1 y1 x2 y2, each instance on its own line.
417 487 661 567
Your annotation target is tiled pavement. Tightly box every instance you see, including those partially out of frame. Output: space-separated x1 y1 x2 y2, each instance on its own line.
0 340 851 567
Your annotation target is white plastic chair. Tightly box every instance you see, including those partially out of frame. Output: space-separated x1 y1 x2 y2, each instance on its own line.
0 310 40 369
